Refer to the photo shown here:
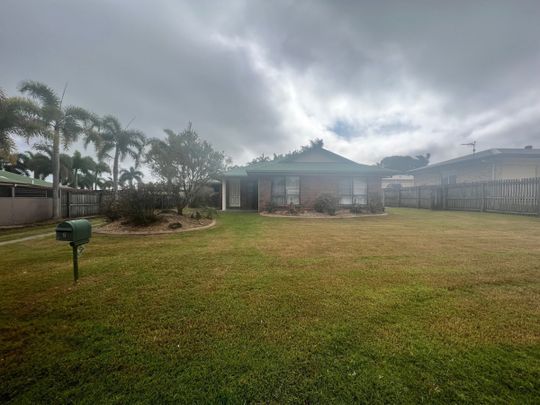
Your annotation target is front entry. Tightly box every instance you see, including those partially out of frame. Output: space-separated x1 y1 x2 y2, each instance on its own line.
228 179 241 208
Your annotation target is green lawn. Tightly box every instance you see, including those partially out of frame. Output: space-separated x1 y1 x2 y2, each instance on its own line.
1 209 539 403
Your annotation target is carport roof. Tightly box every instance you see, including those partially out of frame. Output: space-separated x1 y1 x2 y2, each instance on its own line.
0 170 52 187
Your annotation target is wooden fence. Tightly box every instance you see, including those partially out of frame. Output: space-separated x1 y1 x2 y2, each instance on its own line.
61 189 105 218
384 177 540 216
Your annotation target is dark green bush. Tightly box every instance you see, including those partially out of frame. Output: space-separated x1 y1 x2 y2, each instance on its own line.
288 203 304 215
118 185 159 225
101 198 122 221
314 194 338 215
350 204 365 214
265 201 279 213
368 200 385 214
200 206 218 219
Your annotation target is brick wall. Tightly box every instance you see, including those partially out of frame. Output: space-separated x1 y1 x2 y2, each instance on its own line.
299 175 339 208
257 176 272 211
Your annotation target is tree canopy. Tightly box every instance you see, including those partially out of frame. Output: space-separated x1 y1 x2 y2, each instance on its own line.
146 123 228 213
378 154 430 172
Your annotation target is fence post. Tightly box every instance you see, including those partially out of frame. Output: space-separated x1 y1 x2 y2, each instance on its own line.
66 191 70 218
397 188 401 207
442 185 448 210
481 182 486 212
417 187 421 208
537 178 540 217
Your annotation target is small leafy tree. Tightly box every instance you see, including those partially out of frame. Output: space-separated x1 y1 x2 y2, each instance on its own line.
146 123 228 215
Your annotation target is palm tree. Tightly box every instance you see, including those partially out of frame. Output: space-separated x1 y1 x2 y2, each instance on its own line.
0 88 42 160
70 150 95 188
96 115 145 199
88 160 110 190
25 151 52 179
33 143 73 184
119 166 144 188
18 81 92 218
96 175 114 190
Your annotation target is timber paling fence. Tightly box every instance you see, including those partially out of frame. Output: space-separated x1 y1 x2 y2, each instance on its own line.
61 189 106 218
384 177 540 216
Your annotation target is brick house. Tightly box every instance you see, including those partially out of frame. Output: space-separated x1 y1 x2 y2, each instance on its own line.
411 147 540 186
221 146 392 211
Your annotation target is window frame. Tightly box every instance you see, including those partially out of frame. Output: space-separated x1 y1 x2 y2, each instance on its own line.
271 175 300 206
339 177 368 206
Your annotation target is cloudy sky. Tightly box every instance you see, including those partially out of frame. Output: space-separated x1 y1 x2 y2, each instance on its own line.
2 0 540 168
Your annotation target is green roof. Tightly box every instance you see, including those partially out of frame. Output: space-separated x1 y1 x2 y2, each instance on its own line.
223 147 394 177
0 170 52 187
223 166 249 177
246 161 391 175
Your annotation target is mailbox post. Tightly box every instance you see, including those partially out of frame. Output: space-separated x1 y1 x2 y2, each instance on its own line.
56 219 92 283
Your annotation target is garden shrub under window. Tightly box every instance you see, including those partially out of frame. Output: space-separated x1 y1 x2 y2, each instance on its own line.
314 193 339 215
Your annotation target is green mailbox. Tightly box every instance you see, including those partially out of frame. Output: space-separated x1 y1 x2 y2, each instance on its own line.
56 219 92 283
56 219 92 245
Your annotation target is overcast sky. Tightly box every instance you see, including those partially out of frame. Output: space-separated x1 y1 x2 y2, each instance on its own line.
2 0 540 169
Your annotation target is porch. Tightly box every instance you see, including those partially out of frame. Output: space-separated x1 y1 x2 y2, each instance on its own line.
221 177 258 211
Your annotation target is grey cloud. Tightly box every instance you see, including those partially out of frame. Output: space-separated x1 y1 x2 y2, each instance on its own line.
2 0 540 167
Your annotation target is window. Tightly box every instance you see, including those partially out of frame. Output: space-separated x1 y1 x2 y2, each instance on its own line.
442 175 457 185
271 177 285 205
272 176 300 205
353 178 367 204
338 178 353 205
339 177 367 205
285 176 300 204
14 187 49 198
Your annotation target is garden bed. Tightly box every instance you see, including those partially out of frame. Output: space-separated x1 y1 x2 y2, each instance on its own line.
260 209 387 218
95 211 215 235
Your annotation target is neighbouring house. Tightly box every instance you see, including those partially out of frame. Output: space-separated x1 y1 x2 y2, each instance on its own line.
221 146 393 211
381 175 415 189
0 169 53 226
411 147 540 186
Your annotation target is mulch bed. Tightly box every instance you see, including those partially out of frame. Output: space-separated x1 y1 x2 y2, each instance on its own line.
260 210 387 219
95 212 214 235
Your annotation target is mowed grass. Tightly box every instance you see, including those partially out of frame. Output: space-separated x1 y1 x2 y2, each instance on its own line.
1 209 539 403
0 218 106 243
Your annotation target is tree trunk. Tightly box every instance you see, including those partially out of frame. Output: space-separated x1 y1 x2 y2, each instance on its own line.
52 128 61 219
74 169 79 189
113 147 120 200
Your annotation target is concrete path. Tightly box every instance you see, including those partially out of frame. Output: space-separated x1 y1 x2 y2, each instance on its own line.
0 232 55 246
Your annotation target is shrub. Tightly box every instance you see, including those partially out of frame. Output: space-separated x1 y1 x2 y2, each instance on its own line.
288 203 304 215
265 201 279 213
190 210 202 220
314 194 338 215
350 204 365 214
118 185 159 226
200 206 218 219
368 200 385 214
101 198 121 221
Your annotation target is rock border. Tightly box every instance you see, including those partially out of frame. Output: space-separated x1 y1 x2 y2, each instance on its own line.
94 219 216 236
259 212 388 219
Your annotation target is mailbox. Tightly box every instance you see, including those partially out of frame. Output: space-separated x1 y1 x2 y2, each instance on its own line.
56 219 92 284
56 219 92 245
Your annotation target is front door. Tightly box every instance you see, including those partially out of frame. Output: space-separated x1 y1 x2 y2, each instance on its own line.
228 179 241 208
